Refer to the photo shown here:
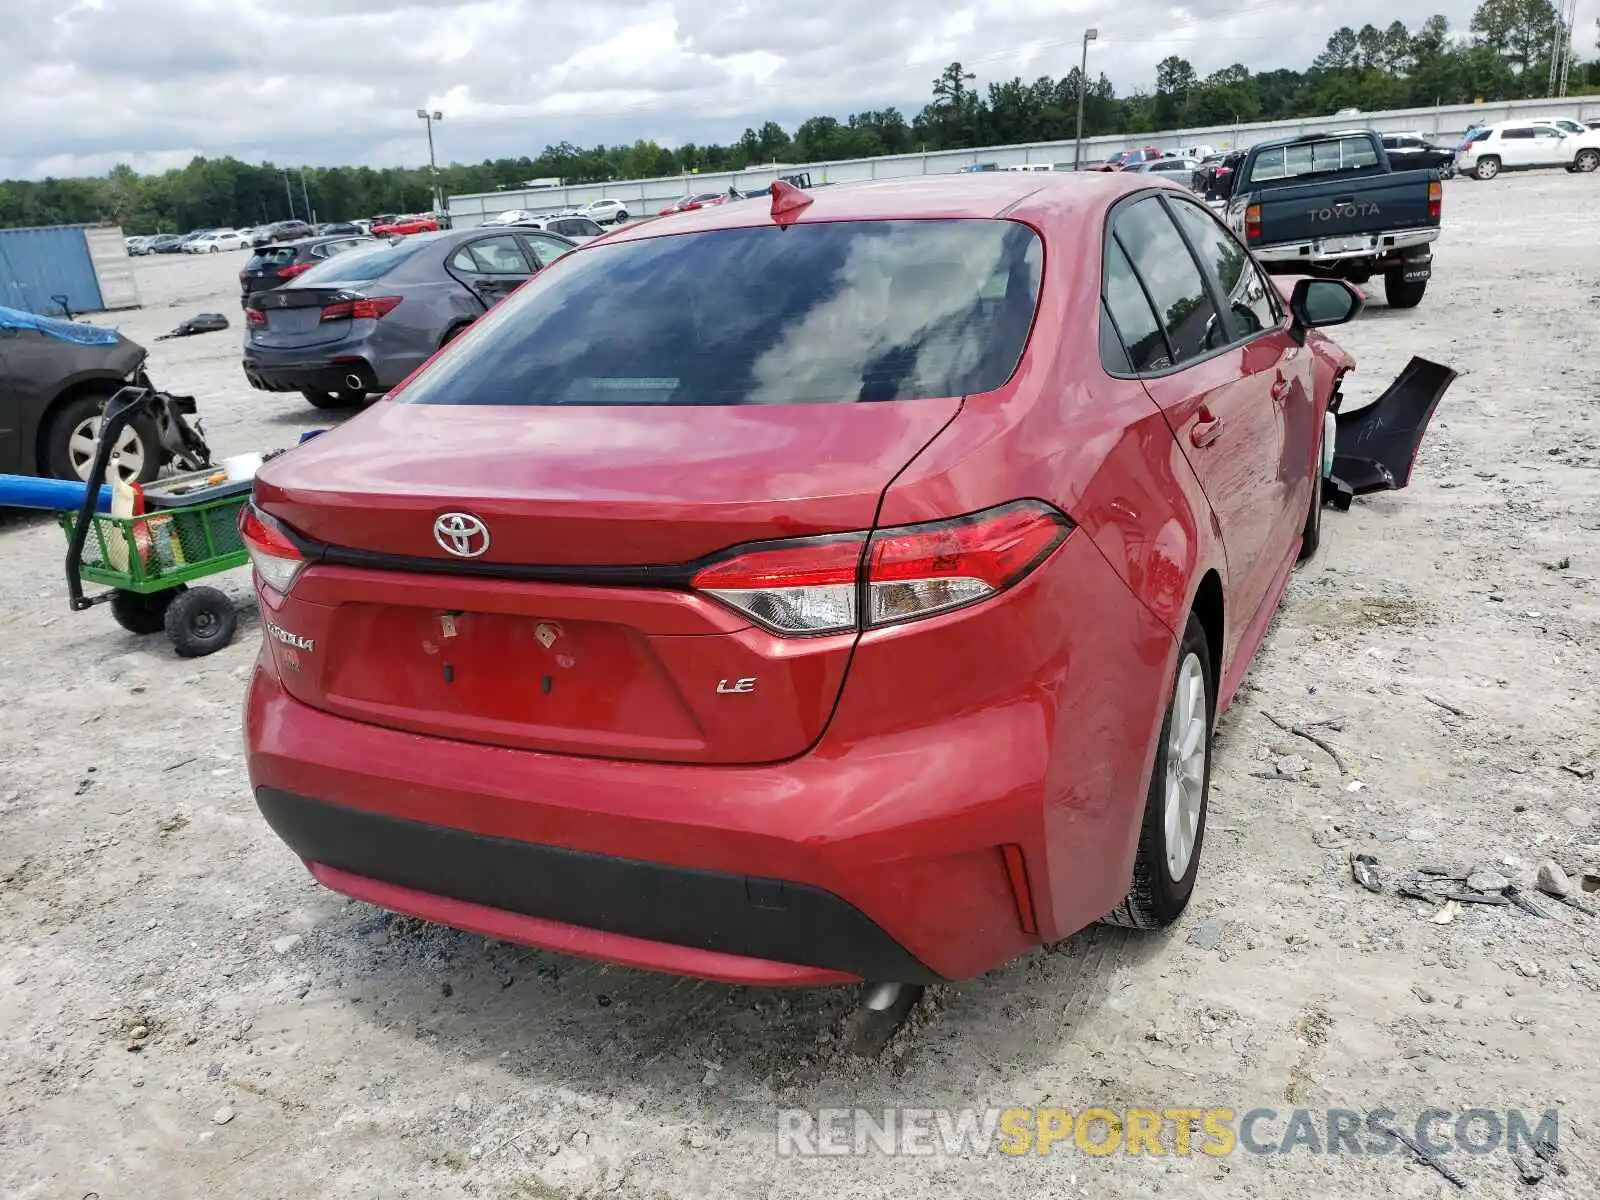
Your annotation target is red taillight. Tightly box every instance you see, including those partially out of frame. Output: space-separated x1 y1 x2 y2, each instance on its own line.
239 502 306 595
690 534 864 634
245 307 266 327
320 296 402 322
1244 203 1261 242
864 503 1071 626
1427 180 1442 219
276 262 314 279
689 501 1073 636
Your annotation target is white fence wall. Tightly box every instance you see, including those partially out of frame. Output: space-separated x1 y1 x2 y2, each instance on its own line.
447 94 1600 229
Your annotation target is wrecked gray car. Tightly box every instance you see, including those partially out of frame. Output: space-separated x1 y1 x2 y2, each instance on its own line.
0 306 207 485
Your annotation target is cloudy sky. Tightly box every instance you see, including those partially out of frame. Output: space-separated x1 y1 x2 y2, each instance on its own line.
3 0 1587 181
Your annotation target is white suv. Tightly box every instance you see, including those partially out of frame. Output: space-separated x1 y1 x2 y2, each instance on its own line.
579 198 630 225
1456 120 1576 180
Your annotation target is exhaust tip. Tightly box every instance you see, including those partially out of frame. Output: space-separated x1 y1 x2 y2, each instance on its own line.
344 373 365 392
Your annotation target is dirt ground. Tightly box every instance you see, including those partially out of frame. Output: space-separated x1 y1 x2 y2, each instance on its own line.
2 175 1598 1200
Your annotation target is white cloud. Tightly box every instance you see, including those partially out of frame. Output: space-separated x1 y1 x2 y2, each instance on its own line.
1 0 1581 180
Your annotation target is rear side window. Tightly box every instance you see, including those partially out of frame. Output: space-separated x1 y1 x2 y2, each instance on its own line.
1101 238 1167 372
400 219 1044 407
1113 198 1221 366
1499 128 1534 140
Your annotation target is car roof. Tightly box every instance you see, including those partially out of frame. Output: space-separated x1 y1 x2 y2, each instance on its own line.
599 173 1158 246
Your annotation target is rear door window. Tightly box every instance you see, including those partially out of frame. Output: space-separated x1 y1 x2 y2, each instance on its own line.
450 235 530 274
1166 198 1280 339
1112 197 1222 366
521 235 573 268
400 218 1044 407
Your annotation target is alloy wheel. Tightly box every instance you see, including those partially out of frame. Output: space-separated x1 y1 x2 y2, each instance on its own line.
1163 651 1207 880
68 415 146 484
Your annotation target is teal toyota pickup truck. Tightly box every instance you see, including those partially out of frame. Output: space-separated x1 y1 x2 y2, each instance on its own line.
1223 130 1443 309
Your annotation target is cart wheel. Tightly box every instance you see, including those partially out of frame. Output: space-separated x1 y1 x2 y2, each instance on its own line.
163 586 238 658
110 586 185 636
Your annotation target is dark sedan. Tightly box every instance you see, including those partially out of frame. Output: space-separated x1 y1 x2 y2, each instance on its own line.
242 226 576 409
1381 132 1457 178
239 235 374 308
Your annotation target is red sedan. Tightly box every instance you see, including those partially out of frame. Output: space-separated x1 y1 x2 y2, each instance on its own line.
658 191 728 216
371 214 440 237
242 173 1446 1002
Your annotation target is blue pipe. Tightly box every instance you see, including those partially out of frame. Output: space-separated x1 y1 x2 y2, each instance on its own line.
0 474 114 513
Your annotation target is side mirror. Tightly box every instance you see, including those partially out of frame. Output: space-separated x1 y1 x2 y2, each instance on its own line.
1289 278 1363 340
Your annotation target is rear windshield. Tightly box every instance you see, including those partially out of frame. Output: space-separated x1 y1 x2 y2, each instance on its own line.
399 219 1043 407
1247 136 1381 183
246 247 298 269
293 237 435 286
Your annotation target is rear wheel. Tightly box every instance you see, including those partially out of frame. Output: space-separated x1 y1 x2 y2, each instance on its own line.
44 391 162 485
1575 149 1600 173
614 210 629 223
299 389 362 410
1383 269 1427 309
1473 156 1500 181
1102 615 1212 930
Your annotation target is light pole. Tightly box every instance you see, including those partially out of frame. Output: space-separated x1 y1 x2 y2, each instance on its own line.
1074 28 1098 171
417 108 443 213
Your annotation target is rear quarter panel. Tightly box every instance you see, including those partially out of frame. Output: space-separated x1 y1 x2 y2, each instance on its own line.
868 190 1229 937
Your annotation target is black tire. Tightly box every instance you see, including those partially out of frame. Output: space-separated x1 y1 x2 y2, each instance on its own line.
1102 614 1212 930
110 586 184 635
1298 417 1324 563
839 985 924 1057
1383 270 1427 309
1575 149 1600 174
299 389 361 410
1473 156 1500 181
43 391 162 485
440 322 470 347
614 210 628 223
163 586 238 658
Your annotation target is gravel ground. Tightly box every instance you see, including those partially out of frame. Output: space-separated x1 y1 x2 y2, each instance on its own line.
2 174 1598 1199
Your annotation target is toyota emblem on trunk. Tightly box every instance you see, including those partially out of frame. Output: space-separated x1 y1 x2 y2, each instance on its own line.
434 512 490 558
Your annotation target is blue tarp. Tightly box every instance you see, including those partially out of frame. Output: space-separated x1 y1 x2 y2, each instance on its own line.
0 305 120 347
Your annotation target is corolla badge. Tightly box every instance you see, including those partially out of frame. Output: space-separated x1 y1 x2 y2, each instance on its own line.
434 512 490 558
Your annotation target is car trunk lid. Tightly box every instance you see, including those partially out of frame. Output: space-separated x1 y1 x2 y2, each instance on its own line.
251 399 959 764
248 286 353 346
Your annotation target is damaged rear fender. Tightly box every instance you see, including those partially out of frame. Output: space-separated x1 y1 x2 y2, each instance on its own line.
1323 356 1456 508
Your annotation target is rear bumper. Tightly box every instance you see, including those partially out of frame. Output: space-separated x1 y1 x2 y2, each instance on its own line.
1253 226 1439 265
243 354 382 395
242 533 1175 986
245 663 1045 985
257 786 928 985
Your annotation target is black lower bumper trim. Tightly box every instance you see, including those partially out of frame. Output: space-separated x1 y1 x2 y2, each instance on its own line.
242 360 375 396
255 788 942 983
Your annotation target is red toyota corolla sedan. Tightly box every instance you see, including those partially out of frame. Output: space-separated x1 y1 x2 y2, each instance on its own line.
242 173 1440 997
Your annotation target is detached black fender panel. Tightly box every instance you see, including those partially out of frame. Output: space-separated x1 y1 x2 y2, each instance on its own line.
1329 356 1455 496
